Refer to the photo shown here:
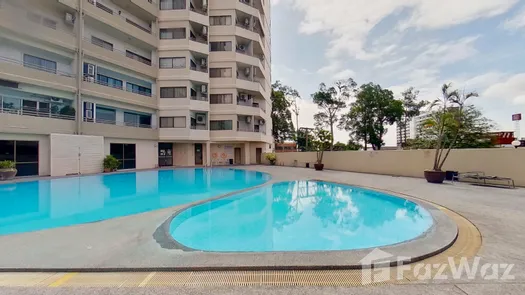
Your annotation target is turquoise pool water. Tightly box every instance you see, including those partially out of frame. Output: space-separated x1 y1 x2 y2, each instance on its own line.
0 168 270 235
170 181 434 252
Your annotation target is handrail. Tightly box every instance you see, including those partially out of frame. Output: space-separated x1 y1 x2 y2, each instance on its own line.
190 35 208 44
87 0 154 36
190 65 208 73
190 125 208 130
0 56 75 77
0 105 76 121
84 37 155 66
190 95 208 101
189 7 208 16
83 117 154 129
83 75 154 97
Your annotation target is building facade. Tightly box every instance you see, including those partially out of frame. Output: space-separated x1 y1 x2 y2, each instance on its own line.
396 112 432 147
0 0 272 177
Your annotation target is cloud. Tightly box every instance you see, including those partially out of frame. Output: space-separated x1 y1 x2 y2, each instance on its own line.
502 6 525 31
483 73 525 105
333 69 356 80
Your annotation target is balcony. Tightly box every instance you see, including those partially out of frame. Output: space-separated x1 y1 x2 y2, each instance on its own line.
189 66 209 83
236 77 266 97
111 0 159 18
159 127 210 141
159 7 208 26
0 56 76 93
210 128 267 142
83 38 157 78
0 2 77 51
84 0 157 48
210 102 266 117
82 118 158 140
82 75 157 109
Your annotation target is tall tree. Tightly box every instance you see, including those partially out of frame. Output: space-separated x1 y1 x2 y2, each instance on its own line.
312 78 357 150
271 81 299 143
340 83 403 150
397 87 427 147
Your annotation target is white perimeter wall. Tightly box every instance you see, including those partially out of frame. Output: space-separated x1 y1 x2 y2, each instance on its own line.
50 134 105 176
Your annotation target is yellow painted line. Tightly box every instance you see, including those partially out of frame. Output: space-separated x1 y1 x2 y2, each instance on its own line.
139 272 156 287
48 273 77 287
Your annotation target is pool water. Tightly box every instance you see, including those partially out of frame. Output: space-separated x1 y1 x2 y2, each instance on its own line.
170 181 434 252
0 168 270 235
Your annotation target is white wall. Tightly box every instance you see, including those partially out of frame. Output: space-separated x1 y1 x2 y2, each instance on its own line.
49 134 105 176
104 138 158 170
84 25 151 59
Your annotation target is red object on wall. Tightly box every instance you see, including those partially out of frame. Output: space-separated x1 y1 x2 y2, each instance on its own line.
489 132 515 145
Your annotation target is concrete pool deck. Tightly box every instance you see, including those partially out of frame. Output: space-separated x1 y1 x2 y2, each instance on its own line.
0 166 523 290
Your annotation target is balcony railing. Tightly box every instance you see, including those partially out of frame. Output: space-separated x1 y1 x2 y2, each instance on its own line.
238 0 254 7
1 105 76 121
191 95 208 101
191 125 208 130
238 126 266 134
85 37 155 67
237 101 266 112
190 35 208 44
83 117 154 129
189 6 208 16
87 0 154 35
83 75 153 97
190 65 208 73
0 56 75 78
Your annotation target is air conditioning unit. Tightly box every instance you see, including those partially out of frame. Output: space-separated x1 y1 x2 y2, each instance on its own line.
238 93 249 101
238 44 246 51
84 102 93 119
86 76 95 82
201 84 207 94
244 67 251 76
200 58 207 67
201 26 208 36
244 18 250 26
245 116 252 123
202 0 208 9
258 119 265 125
85 110 93 119
65 12 75 25
87 64 95 76
196 114 206 124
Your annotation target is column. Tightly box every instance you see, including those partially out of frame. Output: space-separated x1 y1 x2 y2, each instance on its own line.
244 142 250 165
206 141 211 167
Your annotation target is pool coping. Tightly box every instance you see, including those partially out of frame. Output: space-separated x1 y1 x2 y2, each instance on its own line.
152 179 459 270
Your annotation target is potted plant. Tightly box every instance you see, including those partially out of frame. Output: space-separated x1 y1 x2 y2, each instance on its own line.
103 155 120 173
0 160 17 181
424 83 478 183
265 153 277 165
312 129 332 171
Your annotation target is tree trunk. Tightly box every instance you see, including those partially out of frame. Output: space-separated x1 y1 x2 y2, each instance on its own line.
330 121 334 151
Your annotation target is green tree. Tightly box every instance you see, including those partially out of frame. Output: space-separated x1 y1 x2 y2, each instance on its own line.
271 81 299 143
312 78 357 150
340 83 403 150
398 87 427 147
311 129 333 164
297 128 315 151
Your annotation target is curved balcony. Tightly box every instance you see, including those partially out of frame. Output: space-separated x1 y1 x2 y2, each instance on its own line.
159 127 210 141
210 128 269 143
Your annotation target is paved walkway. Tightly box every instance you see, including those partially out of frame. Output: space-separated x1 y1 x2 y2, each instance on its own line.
0 166 524 294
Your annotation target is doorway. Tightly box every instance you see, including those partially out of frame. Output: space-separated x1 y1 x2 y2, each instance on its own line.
158 143 173 167
195 143 203 165
256 148 262 164
234 147 241 164
0 140 39 176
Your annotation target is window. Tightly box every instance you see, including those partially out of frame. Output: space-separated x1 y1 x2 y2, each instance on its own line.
210 16 232 26
210 120 233 130
91 36 113 51
159 57 186 69
160 0 186 10
126 83 152 97
97 74 123 89
126 50 152 66
210 68 232 78
124 112 152 128
160 87 187 98
210 94 233 104
23 54 57 74
110 143 136 170
0 140 39 177
160 28 186 39
160 116 186 128
210 41 232 52
95 106 116 124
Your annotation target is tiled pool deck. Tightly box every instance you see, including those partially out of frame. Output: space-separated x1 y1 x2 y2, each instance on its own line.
0 166 524 294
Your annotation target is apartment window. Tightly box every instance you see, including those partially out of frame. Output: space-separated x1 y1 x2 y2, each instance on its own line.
210 94 233 104
23 54 57 74
160 116 186 128
110 143 136 170
160 87 187 98
0 140 39 177
160 28 186 39
210 68 232 78
126 50 152 66
124 112 152 128
97 74 123 89
210 120 233 131
91 36 113 51
159 57 186 69
210 16 232 26
95 106 116 124
126 83 152 97
210 41 232 52
160 0 186 10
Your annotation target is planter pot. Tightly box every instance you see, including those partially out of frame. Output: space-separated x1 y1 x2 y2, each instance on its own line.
0 168 17 181
314 163 324 171
424 170 446 184
104 168 112 173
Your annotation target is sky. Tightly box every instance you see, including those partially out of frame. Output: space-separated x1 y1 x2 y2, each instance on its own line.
270 0 525 146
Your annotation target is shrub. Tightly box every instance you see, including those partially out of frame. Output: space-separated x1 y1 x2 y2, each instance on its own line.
265 153 277 165
0 160 16 169
103 155 120 171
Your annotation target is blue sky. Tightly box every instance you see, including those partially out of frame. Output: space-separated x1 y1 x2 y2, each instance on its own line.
270 0 525 145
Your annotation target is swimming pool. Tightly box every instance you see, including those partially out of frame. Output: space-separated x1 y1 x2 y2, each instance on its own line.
170 181 434 252
0 168 270 235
